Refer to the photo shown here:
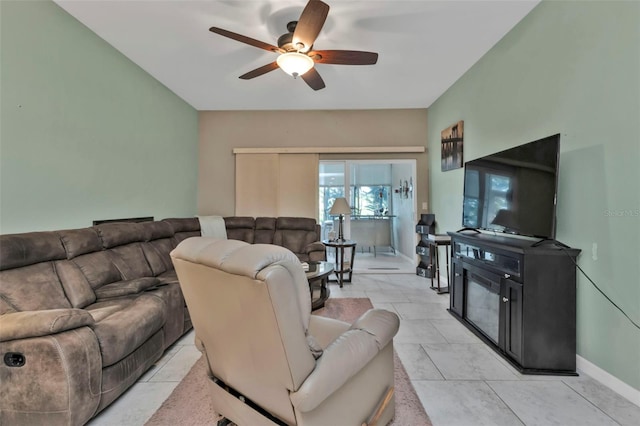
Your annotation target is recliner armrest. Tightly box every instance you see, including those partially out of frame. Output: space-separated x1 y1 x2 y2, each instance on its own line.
349 309 399 350
290 309 399 413
0 309 95 342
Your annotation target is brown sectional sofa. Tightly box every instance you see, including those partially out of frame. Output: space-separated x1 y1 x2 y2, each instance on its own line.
0 216 324 425
222 216 326 262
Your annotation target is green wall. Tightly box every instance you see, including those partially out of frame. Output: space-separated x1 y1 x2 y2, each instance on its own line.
428 0 639 390
0 0 198 234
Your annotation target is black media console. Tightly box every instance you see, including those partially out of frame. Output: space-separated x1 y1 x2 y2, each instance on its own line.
448 231 581 375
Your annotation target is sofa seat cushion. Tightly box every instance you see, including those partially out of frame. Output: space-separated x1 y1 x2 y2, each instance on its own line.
94 277 160 299
86 294 166 366
157 270 179 285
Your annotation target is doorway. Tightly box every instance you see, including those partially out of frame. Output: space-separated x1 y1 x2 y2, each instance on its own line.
319 160 417 273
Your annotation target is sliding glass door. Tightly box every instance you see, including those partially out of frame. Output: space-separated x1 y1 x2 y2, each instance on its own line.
319 162 346 240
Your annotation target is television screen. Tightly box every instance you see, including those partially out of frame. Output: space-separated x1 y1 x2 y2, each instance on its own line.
462 134 560 239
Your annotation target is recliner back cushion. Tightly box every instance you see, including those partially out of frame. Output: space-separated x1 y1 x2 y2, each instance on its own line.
254 217 276 244
224 216 255 243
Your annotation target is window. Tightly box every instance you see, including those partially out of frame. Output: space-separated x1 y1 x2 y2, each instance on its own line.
351 185 390 216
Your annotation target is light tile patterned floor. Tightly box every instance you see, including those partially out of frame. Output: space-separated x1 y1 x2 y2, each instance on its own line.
90 273 640 426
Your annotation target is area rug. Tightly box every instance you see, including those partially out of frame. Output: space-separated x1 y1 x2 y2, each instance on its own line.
146 298 431 426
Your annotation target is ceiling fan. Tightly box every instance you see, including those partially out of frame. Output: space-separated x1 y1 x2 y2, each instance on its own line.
209 0 378 91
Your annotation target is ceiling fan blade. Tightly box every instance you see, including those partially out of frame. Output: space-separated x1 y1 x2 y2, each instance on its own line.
301 67 326 91
309 50 378 65
239 62 279 80
209 27 282 53
292 0 330 52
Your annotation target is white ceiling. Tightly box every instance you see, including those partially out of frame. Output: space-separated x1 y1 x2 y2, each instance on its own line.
54 0 539 111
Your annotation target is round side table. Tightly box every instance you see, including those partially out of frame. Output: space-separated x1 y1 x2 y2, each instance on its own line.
306 261 334 310
322 239 357 288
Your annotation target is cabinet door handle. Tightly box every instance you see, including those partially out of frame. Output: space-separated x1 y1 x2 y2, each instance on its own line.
504 274 511 279
455 273 461 277
502 297 509 303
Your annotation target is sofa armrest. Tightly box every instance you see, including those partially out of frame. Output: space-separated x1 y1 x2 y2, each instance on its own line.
0 326 102 424
95 277 160 300
0 309 95 342
305 241 327 262
290 309 399 412
304 241 326 255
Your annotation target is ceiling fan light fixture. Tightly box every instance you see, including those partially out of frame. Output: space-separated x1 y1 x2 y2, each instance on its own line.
276 52 314 78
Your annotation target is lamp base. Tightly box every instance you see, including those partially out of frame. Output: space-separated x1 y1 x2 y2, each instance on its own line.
338 215 345 241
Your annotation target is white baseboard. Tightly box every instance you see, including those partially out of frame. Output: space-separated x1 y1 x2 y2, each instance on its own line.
576 355 640 407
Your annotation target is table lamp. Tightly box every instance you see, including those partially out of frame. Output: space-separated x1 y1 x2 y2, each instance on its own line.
329 197 351 241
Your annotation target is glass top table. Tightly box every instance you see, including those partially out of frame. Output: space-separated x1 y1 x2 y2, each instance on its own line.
305 261 334 310
322 239 357 287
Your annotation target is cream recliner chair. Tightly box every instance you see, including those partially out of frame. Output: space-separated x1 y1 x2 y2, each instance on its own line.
171 237 400 426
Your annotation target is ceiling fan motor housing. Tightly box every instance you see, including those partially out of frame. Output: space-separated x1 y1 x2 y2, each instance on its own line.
278 21 309 52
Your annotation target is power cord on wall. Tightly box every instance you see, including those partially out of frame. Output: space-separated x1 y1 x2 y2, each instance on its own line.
559 246 640 331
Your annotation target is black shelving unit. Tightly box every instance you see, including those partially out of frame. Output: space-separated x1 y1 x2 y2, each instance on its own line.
415 214 435 278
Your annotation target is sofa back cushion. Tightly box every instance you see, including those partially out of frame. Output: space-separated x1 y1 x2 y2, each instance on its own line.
273 217 320 254
139 221 175 275
0 232 71 313
163 218 201 244
254 217 276 244
94 222 146 249
0 263 72 313
58 228 102 259
71 251 122 290
0 232 66 271
95 223 154 280
224 216 255 243
55 260 97 308
57 228 108 307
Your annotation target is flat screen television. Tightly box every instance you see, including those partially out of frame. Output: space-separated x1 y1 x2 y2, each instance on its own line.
462 134 560 239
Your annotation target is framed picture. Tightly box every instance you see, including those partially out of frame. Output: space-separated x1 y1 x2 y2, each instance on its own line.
441 120 464 171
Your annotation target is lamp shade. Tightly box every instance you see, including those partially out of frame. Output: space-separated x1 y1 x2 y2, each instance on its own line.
329 197 351 216
276 52 314 77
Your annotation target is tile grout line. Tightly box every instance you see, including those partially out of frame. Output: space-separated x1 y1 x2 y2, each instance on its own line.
484 380 528 426
558 379 623 425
